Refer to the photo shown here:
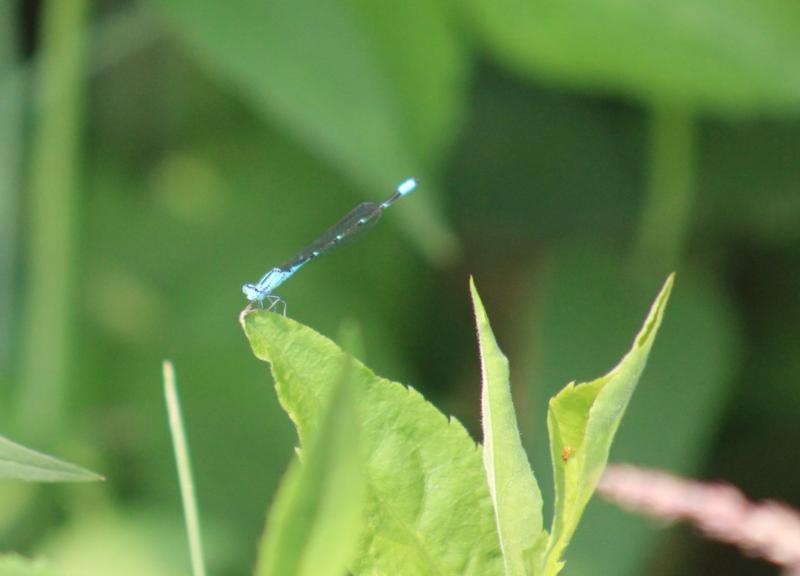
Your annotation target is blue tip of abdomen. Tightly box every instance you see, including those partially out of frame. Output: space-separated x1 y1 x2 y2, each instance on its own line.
397 178 418 196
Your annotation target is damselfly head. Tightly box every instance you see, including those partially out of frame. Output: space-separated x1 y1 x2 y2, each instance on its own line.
242 283 261 302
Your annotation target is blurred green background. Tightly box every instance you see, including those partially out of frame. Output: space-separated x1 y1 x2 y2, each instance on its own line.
2 0 799 574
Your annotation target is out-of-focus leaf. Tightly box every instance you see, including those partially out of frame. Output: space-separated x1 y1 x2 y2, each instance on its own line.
349 0 467 164
470 278 545 575
463 0 800 116
41 509 189 576
0 2 24 378
448 73 642 243
243 310 503 575
151 0 462 261
522 251 738 576
541 274 672 575
699 119 800 245
0 435 102 482
0 556 62 576
256 340 366 576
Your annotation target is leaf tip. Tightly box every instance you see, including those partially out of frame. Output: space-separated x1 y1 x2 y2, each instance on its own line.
468 275 479 298
635 273 675 348
468 275 488 321
239 303 254 331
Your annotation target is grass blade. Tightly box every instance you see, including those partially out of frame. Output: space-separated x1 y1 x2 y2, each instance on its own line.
163 360 207 576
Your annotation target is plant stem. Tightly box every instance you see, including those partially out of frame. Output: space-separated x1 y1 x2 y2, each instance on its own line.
17 0 89 439
0 0 24 376
634 105 696 273
163 361 208 576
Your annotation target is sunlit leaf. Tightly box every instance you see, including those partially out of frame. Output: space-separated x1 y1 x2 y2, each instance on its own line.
523 253 737 575
256 341 366 576
542 275 673 575
243 311 503 575
470 278 546 575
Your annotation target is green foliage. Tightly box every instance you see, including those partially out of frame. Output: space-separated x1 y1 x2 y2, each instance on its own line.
541 275 673 574
462 0 800 115
0 556 62 576
0 435 101 482
470 278 545 575
523 253 737 575
162 361 206 576
255 344 366 576
37 509 188 576
152 0 462 261
243 310 504 576
244 276 672 575
16 0 89 443
7 0 798 573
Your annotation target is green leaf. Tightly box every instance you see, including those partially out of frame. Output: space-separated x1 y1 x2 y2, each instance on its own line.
0 555 62 576
463 0 800 116
151 0 461 261
242 311 503 576
0 435 102 482
347 0 468 165
522 253 737 576
256 336 366 576
470 278 545 576
542 274 674 575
